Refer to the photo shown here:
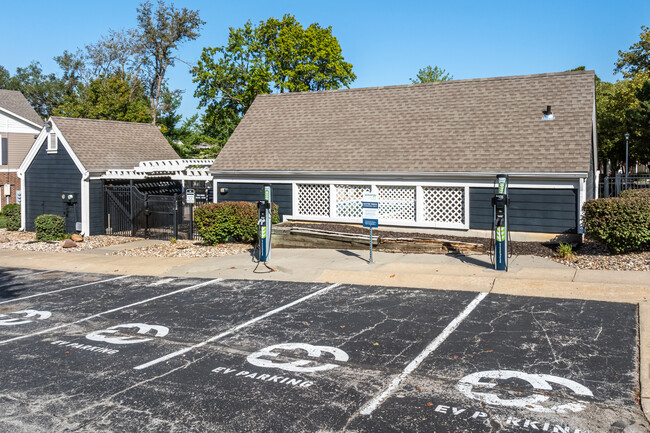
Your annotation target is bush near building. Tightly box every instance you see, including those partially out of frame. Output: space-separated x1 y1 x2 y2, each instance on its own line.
582 194 650 253
2 204 21 231
34 214 66 241
194 201 279 245
619 188 650 198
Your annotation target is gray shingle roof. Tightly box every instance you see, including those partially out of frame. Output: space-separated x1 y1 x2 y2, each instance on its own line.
212 71 595 174
0 89 43 126
51 117 179 171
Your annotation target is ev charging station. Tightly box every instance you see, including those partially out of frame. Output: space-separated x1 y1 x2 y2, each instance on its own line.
492 174 510 271
256 185 273 263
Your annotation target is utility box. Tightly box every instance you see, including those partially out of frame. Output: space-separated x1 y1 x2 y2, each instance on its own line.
3 184 10 196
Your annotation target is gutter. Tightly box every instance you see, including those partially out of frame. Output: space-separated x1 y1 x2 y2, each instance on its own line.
210 170 590 180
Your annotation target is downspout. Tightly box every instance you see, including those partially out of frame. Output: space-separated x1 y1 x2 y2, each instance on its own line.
17 169 25 231
81 171 91 235
592 85 599 199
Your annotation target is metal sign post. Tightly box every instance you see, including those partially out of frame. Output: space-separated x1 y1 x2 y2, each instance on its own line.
362 192 379 264
185 188 195 240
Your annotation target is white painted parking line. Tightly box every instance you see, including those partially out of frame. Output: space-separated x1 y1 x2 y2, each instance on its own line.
0 275 132 305
0 278 223 345
358 291 489 416
134 283 342 370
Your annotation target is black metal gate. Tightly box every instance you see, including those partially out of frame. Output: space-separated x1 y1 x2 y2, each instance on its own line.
600 174 650 197
104 184 185 240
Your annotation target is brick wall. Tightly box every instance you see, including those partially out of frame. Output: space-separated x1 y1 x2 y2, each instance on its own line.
0 171 21 208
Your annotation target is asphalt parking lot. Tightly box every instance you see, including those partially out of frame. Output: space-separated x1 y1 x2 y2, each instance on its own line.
0 267 647 433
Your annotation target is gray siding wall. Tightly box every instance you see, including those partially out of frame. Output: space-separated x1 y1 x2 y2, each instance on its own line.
3 132 37 169
216 183 292 219
469 188 578 233
24 137 82 233
89 179 104 235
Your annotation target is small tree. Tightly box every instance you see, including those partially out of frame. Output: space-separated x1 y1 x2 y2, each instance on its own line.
410 65 453 84
137 0 204 124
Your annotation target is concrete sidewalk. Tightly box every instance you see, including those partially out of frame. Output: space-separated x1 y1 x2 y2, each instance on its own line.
1 245 649 418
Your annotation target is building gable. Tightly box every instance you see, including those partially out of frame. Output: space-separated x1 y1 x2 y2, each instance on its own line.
23 132 83 233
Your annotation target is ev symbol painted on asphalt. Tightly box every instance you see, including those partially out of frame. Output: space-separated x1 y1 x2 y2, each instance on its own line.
86 323 169 345
456 370 594 414
247 343 349 373
0 309 52 326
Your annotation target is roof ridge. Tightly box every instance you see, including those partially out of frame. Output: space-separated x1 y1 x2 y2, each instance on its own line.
256 70 595 98
51 116 158 127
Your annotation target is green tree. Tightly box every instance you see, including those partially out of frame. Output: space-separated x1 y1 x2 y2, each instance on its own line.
615 26 650 79
626 79 650 164
192 14 355 143
136 0 204 124
0 62 66 118
410 65 453 83
596 77 636 169
54 50 85 95
566 66 650 170
168 114 221 158
54 72 152 123
0 66 10 87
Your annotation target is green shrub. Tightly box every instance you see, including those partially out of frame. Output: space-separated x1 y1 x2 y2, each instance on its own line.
619 188 650 198
3 204 21 231
194 201 279 245
34 214 66 241
556 242 574 259
582 196 650 253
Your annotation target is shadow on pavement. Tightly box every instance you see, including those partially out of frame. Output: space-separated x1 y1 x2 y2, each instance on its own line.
336 249 370 264
0 269 23 300
449 253 493 269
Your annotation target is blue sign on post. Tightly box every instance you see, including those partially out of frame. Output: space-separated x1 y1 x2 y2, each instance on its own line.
362 219 378 228
361 194 379 228
361 193 379 263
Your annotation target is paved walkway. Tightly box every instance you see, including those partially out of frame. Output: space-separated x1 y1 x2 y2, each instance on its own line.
1 245 649 419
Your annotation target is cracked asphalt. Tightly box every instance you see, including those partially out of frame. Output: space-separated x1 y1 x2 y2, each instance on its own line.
0 267 647 433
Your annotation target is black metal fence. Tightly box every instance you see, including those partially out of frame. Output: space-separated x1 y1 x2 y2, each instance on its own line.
600 174 650 198
105 183 188 241
180 186 212 241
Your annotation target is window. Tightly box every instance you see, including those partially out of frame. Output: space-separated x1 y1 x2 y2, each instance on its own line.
47 132 58 153
0 134 6 165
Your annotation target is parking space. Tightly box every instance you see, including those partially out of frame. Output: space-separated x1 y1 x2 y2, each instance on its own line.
0 267 647 432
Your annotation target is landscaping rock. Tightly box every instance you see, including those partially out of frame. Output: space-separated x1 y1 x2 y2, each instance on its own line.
70 234 84 242
61 239 78 248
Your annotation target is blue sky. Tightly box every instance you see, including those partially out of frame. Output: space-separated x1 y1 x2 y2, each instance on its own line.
1 1 648 120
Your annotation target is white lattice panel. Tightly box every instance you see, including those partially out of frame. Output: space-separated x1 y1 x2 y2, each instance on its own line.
297 184 330 216
335 184 371 218
378 186 415 221
423 187 465 224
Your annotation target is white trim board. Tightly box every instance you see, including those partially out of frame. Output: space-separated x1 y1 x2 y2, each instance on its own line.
212 170 590 180
17 120 87 176
0 107 43 131
216 178 579 190
283 214 468 230
81 174 90 235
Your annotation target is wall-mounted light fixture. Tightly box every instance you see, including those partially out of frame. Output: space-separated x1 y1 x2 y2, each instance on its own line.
219 187 229 194
542 105 555 121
